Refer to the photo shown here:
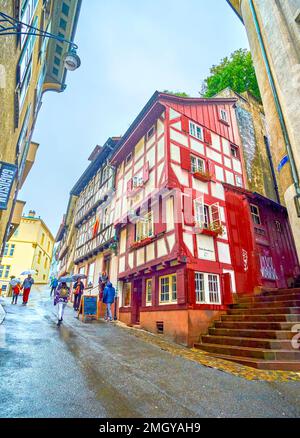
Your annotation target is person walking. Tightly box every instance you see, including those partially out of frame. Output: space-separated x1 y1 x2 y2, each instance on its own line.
54 282 70 326
73 279 84 312
50 277 59 297
22 274 34 305
11 283 22 305
103 281 116 322
98 271 108 301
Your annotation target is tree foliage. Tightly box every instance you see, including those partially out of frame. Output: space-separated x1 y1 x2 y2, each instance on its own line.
163 90 190 98
201 49 261 101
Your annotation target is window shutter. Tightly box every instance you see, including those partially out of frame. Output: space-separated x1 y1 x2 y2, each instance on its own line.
204 129 212 145
194 195 205 226
127 178 133 194
180 148 191 171
176 270 186 304
143 161 150 183
208 160 216 180
155 199 167 235
221 273 233 305
210 203 221 228
181 115 189 133
183 193 195 226
127 223 135 248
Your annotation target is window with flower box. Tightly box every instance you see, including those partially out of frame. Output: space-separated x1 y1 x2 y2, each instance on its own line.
135 212 154 242
191 155 205 174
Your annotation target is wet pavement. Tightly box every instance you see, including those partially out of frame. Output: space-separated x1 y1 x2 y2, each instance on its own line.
0 286 300 418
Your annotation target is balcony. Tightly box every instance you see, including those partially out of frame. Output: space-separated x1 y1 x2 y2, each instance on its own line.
7 200 26 240
19 142 39 189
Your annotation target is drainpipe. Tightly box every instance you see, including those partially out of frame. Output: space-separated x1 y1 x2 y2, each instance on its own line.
249 0 300 215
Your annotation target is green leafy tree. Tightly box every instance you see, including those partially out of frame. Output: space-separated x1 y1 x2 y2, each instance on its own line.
201 49 261 101
163 90 190 98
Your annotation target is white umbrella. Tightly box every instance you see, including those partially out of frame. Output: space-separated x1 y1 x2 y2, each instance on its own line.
20 270 37 276
10 278 21 286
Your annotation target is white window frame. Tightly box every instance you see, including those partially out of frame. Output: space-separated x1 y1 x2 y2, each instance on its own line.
191 155 206 174
220 109 228 123
146 278 152 306
250 204 261 225
235 175 243 188
189 121 203 141
132 171 144 189
135 212 154 242
195 272 221 304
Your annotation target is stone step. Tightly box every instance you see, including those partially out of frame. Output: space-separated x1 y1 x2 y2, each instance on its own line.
214 320 297 330
196 343 300 361
200 335 296 350
238 293 300 304
221 313 300 323
209 327 295 340
228 307 300 315
261 288 300 296
235 300 300 309
199 353 300 371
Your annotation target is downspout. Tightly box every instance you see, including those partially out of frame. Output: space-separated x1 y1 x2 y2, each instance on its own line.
249 0 300 215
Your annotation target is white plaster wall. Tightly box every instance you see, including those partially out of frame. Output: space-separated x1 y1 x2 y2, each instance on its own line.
217 242 231 264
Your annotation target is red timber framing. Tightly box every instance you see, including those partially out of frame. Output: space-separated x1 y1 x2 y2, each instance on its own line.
109 92 299 346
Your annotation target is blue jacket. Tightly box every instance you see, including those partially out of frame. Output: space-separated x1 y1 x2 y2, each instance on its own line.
103 282 116 304
51 278 59 288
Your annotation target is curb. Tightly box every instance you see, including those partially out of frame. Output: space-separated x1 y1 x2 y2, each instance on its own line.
0 303 6 324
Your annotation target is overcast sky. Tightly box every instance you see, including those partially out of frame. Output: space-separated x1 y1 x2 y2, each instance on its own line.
20 0 249 236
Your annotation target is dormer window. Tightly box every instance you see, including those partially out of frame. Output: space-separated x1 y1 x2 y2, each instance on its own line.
220 109 228 123
189 121 203 141
125 152 132 165
230 145 239 159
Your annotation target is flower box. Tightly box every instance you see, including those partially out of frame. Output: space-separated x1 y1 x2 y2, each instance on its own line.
130 237 154 250
195 224 224 237
192 171 212 182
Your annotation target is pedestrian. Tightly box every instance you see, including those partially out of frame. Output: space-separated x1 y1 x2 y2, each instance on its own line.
22 274 34 305
50 277 59 297
73 278 84 311
103 281 116 322
54 282 70 326
11 283 22 305
98 271 108 301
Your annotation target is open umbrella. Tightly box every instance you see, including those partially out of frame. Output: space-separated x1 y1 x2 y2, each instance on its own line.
20 270 37 276
58 276 73 283
72 274 87 281
10 278 21 287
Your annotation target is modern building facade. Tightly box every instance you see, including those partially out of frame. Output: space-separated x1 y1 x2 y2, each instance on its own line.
0 210 55 294
0 0 82 260
227 0 300 258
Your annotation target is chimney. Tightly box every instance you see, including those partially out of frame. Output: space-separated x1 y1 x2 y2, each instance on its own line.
28 210 36 218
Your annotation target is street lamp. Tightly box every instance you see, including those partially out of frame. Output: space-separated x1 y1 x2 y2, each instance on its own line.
0 11 81 71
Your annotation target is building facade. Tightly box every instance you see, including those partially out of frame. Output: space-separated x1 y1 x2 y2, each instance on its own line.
227 0 300 258
55 92 299 346
0 0 82 259
0 210 55 294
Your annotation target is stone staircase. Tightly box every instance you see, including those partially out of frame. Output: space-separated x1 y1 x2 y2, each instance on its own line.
194 288 300 371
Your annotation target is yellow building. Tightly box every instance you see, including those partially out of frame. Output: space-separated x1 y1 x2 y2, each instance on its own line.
227 0 300 257
0 210 55 294
0 0 82 259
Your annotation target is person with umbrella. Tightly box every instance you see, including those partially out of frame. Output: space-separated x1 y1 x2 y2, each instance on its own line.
10 278 22 305
73 275 85 312
54 281 70 326
21 271 35 305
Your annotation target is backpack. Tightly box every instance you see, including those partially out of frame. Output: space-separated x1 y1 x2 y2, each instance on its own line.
59 287 69 298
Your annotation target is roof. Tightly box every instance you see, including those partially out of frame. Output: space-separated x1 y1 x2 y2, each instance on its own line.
111 91 238 164
70 137 120 196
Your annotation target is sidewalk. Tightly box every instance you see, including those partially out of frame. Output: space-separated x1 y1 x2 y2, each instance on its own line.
0 301 6 324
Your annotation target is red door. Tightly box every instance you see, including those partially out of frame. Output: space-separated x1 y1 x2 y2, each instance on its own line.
132 279 142 324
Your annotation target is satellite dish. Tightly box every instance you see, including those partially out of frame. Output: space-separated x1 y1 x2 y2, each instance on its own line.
64 49 81 71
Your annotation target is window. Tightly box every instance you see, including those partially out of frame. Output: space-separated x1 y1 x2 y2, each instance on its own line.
135 212 154 242
0 266 4 278
4 266 11 279
230 145 239 159
132 172 144 189
59 18 67 31
44 258 48 269
9 245 15 257
195 273 221 304
146 125 156 141
235 175 243 188
159 274 177 304
62 3 70 16
220 109 228 123
52 67 59 76
55 45 63 55
189 121 203 141
87 262 95 288
194 197 211 229
3 244 9 257
146 279 152 305
125 153 132 165
250 205 261 225
191 155 205 174
41 233 45 246
123 283 131 307
195 273 205 303
37 251 42 264
54 56 61 66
